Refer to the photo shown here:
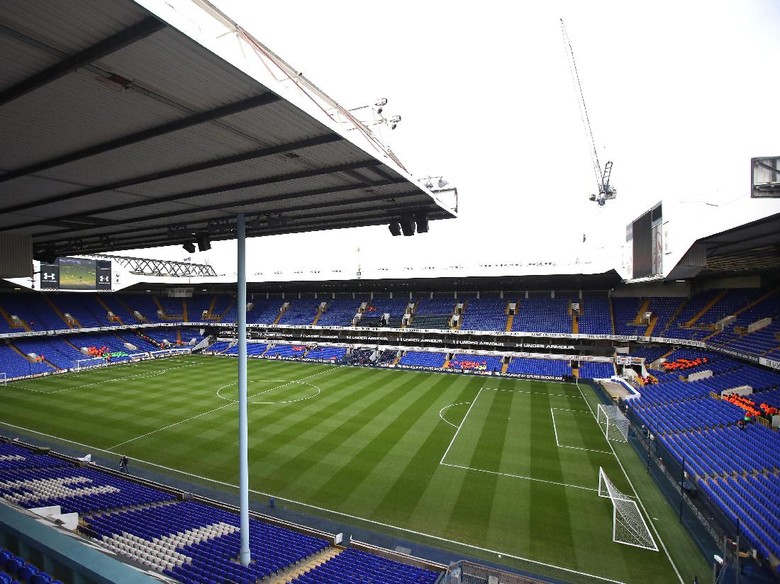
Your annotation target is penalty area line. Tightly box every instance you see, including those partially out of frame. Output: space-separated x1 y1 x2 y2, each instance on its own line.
575 382 684 584
439 386 483 465
441 462 597 493
0 422 625 584
550 409 612 455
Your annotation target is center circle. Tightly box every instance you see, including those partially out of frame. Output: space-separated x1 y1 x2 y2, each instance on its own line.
215 378 321 405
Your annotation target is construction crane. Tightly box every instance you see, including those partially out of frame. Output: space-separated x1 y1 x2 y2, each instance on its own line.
561 19 616 206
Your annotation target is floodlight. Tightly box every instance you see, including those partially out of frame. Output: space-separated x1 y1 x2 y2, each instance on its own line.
388 222 401 236
415 211 429 233
399 214 415 236
196 232 211 252
182 241 196 254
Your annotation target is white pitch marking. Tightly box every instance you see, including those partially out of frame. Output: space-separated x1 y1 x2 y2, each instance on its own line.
439 387 483 465
8 362 199 395
550 409 612 454
441 462 598 493
0 420 626 584
437 402 471 428
482 387 583 399
106 368 335 451
575 382 684 583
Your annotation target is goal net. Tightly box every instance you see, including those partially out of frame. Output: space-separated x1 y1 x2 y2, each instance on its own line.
597 404 629 442
74 357 109 372
0 372 6 386
598 467 658 551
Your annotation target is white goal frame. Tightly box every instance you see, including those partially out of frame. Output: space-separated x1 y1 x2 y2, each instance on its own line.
598 467 658 551
74 357 109 372
597 404 629 442
0 372 6 386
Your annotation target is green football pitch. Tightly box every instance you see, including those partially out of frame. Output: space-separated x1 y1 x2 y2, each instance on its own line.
0 356 708 583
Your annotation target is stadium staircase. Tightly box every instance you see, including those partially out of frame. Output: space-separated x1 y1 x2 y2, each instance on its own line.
644 315 659 336
45 296 80 329
153 296 167 320
572 314 579 334
152 297 184 322
659 299 688 336
218 298 235 322
117 296 146 323
311 303 324 326
0 304 29 331
632 299 651 326
7 342 33 362
608 297 616 334
206 296 218 320
267 546 343 583
500 361 509 375
182 300 188 323
95 295 124 325
684 290 727 327
273 303 289 325
505 309 514 332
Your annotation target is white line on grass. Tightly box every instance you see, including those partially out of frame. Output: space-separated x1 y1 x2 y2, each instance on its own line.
437 402 471 428
105 367 335 451
482 387 583 399
215 378 322 405
441 462 597 492
7 362 199 395
439 386 483 465
549 409 612 454
0 420 625 584
575 382 685 584
550 407 593 414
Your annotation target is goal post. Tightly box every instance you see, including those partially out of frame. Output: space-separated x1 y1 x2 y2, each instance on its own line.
597 404 629 442
74 357 109 372
0 372 6 386
598 467 658 551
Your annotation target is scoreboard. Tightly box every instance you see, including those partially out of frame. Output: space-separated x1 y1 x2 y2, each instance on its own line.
625 202 663 280
40 258 112 291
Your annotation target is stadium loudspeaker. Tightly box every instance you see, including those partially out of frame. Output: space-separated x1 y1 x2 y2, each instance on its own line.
182 241 196 254
400 214 415 236
388 222 401 236
415 211 429 233
196 232 211 252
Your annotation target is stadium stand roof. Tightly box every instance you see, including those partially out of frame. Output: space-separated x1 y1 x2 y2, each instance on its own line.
667 211 780 280
0 0 455 274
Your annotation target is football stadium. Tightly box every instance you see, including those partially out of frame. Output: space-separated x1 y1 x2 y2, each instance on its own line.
1 1 780 584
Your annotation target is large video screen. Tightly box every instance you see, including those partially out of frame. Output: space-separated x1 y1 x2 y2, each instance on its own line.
39 257 112 290
632 211 652 278
629 203 662 280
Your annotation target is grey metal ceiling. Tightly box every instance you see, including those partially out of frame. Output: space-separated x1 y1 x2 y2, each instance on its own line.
0 0 455 261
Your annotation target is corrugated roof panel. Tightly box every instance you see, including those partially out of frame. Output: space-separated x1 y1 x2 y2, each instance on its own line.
0 0 151 55
95 27 267 110
114 154 321 198
0 71 189 168
223 102 331 146
0 32 64 91
0 0 455 258
15 121 268 189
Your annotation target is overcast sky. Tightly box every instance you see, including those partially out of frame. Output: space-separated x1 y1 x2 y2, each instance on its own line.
127 0 780 278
